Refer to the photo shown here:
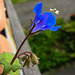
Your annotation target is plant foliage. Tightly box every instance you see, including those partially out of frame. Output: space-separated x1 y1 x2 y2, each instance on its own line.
0 52 22 75
24 18 75 72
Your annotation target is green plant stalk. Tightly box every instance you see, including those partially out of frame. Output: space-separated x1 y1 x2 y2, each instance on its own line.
10 32 31 65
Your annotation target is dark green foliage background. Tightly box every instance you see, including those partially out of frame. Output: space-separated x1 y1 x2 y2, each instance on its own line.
24 18 75 72
12 0 34 4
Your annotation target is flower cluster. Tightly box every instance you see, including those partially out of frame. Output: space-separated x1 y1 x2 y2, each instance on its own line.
29 2 61 34
50 8 59 14
21 53 39 68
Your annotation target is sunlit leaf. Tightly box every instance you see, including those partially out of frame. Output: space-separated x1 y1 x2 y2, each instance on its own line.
0 52 22 74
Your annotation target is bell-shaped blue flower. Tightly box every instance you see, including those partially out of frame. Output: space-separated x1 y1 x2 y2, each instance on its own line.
29 3 61 34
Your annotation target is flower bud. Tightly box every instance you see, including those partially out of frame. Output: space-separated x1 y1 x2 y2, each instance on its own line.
30 53 39 66
23 58 31 68
21 55 28 62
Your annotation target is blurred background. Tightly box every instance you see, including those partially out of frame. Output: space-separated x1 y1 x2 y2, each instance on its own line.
12 0 75 75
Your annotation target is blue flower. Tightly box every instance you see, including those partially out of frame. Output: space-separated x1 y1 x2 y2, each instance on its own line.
29 3 61 34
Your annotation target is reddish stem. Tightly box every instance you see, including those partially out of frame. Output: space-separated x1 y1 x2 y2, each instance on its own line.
10 32 31 65
17 51 32 58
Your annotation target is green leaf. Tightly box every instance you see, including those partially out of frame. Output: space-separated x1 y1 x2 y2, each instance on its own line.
0 52 20 65
0 52 22 74
9 70 20 74
12 65 22 72
0 58 11 75
9 65 22 74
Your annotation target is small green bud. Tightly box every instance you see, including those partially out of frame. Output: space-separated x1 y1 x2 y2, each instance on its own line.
21 55 28 62
30 53 39 66
23 58 31 68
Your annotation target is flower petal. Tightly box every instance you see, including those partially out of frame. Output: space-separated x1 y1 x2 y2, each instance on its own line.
50 25 61 31
34 3 43 23
32 13 50 33
45 12 56 27
32 12 56 32
34 14 43 23
41 25 51 30
33 2 43 14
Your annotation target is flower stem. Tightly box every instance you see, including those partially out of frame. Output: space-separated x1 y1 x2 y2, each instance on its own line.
10 32 31 65
17 51 32 58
